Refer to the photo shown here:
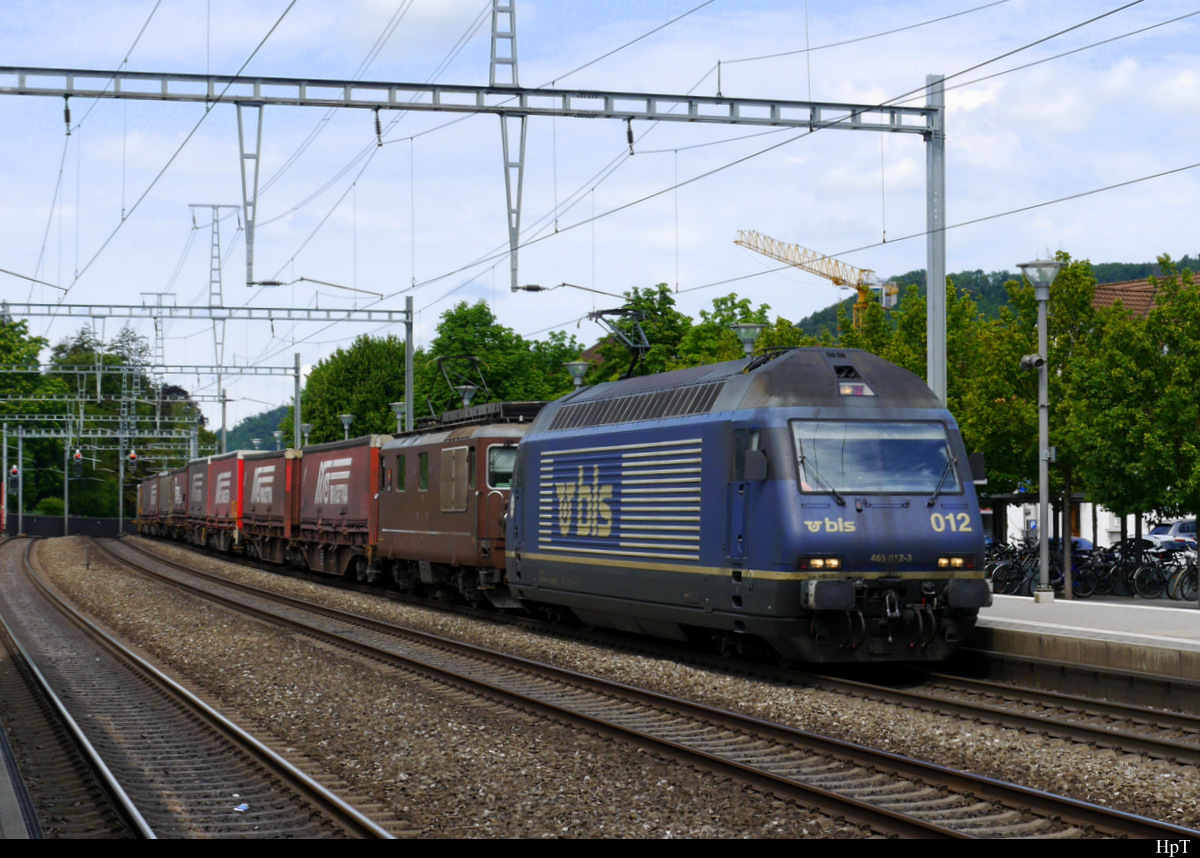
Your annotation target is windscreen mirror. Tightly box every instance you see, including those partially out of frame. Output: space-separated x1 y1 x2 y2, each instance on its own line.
969 452 987 485
744 449 768 481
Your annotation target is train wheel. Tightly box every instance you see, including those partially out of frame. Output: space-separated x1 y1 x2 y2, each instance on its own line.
715 633 742 659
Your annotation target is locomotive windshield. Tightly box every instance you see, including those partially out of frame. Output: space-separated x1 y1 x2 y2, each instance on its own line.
791 420 961 495
488 444 517 489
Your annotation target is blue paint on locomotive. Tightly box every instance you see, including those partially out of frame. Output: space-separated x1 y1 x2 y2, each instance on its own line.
506 347 990 663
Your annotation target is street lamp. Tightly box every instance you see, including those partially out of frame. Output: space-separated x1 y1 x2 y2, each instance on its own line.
564 361 590 390
301 422 313 446
455 385 478 408
251 438 262 450
339 414 355 440
730 322 765 358
272 430 283 451
390 401 406 433
1017 258 1063 603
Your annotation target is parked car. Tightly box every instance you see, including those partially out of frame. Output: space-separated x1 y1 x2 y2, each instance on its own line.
1147 519 1197 547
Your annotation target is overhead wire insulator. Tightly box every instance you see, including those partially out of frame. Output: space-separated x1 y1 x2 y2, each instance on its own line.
63 96 71 136
626 118 634 155
374 108 383 147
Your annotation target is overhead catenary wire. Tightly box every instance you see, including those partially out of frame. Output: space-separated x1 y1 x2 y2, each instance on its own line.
53 0 300 299
402 0 1144 309
165 1 1184 389
245 0 994 354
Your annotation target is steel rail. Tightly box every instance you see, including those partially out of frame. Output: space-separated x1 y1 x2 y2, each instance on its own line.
1 539 154 837
108 537 1199 839
25 540 395 839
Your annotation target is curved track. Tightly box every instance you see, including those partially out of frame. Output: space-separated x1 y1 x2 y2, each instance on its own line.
0 538 397 839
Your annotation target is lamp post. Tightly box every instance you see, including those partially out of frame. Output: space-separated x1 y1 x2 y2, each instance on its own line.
1018 258 1063 603
730 322 765 358
390 401 406 433
301 423 313 446
272 430 283 451
339 414 354 441
251 438 262 450
455 385 478 409
564 361 590 390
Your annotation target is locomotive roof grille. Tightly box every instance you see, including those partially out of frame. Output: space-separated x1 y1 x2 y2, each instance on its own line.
548 381 723 431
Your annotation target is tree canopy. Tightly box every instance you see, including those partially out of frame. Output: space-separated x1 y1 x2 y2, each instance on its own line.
2 323 211 517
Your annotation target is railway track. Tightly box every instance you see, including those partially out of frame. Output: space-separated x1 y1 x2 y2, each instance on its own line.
0 538 398 839
775 666 1200 769
98 536 1199 839
0 597 133 839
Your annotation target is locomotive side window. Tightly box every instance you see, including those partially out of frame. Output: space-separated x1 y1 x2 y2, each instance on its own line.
792 420 960 495
396 455 406 491
419 452 429 491
488 445 517 489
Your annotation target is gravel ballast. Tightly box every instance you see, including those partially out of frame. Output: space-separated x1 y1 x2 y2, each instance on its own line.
29 536 1200 837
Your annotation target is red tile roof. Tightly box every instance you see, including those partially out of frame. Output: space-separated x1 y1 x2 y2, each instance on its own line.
1092 279 1157 318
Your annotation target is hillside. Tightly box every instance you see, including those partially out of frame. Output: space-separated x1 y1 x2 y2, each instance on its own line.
225 404 290 452
794 255 1199 338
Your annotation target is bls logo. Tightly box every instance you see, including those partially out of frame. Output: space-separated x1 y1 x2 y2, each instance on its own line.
805 518 857 533
555 465 613 537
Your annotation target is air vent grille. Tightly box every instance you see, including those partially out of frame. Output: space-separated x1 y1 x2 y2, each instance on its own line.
548 381 723 431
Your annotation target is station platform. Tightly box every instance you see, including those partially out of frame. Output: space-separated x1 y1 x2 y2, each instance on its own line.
973 594 1200 681
0 727 33 839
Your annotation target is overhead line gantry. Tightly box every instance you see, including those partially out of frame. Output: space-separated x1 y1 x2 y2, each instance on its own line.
0 57 950 402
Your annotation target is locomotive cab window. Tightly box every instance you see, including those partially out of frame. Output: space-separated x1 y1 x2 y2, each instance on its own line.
396 455 406 491
792 420 961 495
488 444 517 489
419 452 429 491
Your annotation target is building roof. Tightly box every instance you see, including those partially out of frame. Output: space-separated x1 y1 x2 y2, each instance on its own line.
1092 279 1158 318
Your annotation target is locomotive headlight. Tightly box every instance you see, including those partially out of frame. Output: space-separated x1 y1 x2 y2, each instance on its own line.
937 556 970 569
800 556 842 570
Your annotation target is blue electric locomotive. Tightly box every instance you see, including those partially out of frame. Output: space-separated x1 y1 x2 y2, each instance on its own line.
505 347 991 663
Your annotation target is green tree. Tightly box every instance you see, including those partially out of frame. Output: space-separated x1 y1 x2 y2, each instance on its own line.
0 319 66 514
838 300 893 357
588 285 692 383
417 301 579 417
672 294 770 368
289 304 585 442
754 316 824 351
529 329 585 398
288 333 411 444
1065 256 1200 517
227 404 291 451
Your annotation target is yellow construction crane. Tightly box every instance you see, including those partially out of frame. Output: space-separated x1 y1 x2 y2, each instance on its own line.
734 229 896 328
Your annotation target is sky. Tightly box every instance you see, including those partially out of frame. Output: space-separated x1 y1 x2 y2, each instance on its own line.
0 0 1196 430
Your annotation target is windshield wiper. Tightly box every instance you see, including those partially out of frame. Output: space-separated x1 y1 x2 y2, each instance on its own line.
927 456 958 506
799 456 845 506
